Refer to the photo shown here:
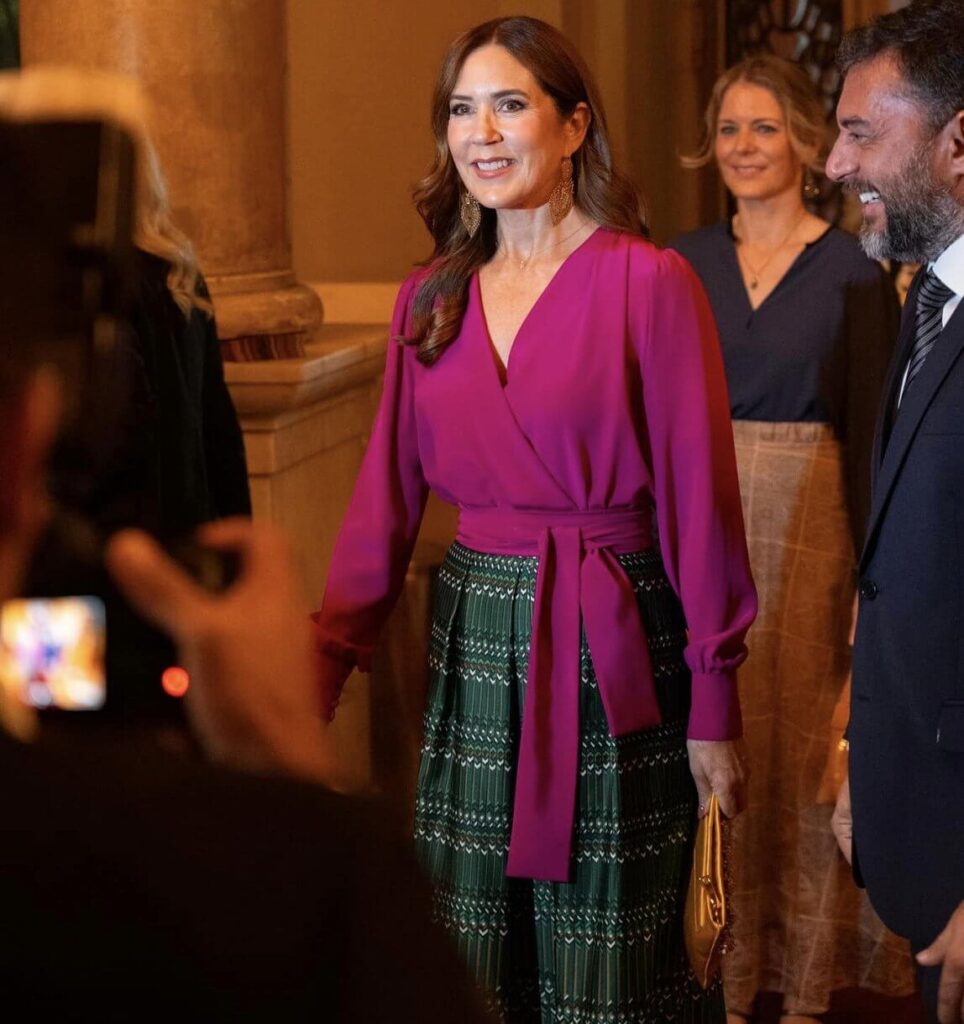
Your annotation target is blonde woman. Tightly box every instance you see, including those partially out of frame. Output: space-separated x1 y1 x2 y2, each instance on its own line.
671 54 916 1023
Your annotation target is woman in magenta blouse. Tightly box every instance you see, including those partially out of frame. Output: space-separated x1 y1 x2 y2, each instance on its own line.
313 16 756 1022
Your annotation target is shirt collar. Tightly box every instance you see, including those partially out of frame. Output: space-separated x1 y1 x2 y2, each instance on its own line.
930 231 964 296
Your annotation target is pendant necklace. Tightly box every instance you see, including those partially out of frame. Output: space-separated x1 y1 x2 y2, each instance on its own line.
500 220 591 272
735 210 807 290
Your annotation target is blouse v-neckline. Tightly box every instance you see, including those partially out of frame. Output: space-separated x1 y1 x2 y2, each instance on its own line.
475 226 602 386
728 223 832 320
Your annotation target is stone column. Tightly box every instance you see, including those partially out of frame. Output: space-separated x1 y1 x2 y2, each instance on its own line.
20 0 321 359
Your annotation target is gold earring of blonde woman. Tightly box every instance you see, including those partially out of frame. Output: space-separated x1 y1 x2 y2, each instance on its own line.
548 156 574 225
460 189 481 237
803 168 820 200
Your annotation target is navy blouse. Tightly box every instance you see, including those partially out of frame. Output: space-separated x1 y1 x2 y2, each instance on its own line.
670 222 900 551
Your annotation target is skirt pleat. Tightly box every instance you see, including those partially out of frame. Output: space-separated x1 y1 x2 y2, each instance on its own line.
415 542 725 1024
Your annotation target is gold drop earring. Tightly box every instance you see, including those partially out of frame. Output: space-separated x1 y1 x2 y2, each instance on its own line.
548 156 574 225
460 189 481 237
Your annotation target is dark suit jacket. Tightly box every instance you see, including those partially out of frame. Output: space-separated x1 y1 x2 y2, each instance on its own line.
850 267 964 948
0 729 490 1022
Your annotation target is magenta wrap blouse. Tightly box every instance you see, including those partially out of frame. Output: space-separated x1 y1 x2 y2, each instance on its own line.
313 228 757 882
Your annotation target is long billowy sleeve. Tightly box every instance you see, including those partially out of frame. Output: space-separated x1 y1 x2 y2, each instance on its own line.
311 274 429 717
634 247 758 740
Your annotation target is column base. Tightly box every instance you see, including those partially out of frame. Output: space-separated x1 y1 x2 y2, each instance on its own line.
210 273 323 362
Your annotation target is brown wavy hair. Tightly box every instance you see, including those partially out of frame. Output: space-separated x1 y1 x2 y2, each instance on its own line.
681 53 828 174
406 16 647 366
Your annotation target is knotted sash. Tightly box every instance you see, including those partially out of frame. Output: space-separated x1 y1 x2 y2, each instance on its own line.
456 506 664 882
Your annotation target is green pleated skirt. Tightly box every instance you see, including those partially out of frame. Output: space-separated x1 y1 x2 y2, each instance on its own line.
414 542 725 1023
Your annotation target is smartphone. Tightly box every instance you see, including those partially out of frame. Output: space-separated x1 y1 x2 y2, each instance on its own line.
0 596 106 711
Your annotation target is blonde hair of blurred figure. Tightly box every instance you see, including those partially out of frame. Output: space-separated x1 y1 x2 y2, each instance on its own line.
682 52 829 175
0 65 210 319
137 139 212 318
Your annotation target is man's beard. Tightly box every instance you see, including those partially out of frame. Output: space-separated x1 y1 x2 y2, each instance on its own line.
854 144 964 263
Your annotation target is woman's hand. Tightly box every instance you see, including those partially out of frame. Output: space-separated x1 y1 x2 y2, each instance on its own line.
831 777 853 864
686 738 749 818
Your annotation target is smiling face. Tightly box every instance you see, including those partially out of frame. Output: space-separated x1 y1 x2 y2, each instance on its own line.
446 44 585 212
714 81 802 202
826 53 963 262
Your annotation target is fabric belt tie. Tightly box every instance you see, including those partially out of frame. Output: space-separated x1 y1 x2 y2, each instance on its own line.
456 506 663 882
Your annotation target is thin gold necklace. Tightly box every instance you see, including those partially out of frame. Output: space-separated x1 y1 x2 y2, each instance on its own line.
734 210 807 289
499 220 591 272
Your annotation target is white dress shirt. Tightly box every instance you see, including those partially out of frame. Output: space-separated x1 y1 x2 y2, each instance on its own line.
931 230 964 327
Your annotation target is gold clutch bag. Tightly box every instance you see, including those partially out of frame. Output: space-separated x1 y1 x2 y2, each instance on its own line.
684 793 729 989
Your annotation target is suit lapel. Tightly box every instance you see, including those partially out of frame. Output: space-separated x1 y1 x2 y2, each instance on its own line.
871 271 923 492
860 299 964 570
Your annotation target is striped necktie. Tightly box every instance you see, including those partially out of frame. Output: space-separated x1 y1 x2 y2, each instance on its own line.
902 268 955 401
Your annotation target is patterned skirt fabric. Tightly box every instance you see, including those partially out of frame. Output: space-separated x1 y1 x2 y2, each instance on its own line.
723 421 915 1015
414 542 724 1024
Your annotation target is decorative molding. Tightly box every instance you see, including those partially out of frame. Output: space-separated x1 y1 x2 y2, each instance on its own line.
726 0 845 221
727 0 843 113
224 322 386 424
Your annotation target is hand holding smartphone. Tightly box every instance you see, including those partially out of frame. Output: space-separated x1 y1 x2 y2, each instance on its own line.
8 522 238 716
106 520 335 783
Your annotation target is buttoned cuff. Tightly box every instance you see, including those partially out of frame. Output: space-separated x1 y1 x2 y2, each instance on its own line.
686 670 743 740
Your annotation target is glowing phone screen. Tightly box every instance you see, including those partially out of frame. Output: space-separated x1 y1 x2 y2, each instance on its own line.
0 597 106 711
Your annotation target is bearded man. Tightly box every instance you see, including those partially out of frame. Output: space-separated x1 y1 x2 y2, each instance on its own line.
825 2 964 1021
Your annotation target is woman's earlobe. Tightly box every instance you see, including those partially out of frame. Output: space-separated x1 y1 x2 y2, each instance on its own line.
565 102 591 145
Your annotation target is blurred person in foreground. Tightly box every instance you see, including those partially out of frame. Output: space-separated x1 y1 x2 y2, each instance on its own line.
23 72 250 722
0 69 488 1022
823 1 964 1021
670 54 913 1022
313 15 756 1022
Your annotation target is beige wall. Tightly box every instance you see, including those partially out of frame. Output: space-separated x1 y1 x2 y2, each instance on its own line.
289 0 565 286
287 0 723 291
615 0 724 243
